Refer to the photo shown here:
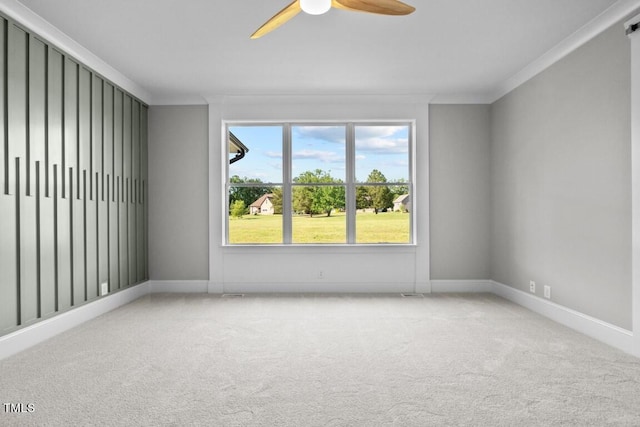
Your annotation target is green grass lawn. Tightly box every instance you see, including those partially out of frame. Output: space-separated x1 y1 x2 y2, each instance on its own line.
229 211 410 244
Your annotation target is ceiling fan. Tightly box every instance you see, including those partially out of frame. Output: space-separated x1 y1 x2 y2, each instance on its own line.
251 0 416 39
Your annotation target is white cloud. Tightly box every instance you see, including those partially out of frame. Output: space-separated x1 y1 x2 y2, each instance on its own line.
293 150 344 163
355 137 408 155
294 125 407 144
294 126 345 143
294 125 408 155
354 126 406 139
355 126 408 155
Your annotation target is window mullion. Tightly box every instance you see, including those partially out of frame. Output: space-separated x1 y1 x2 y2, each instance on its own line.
282 124 292 244
346 123 356 244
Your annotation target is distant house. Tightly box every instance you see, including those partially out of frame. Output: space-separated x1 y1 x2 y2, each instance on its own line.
393 194 411 212
250 194 275 215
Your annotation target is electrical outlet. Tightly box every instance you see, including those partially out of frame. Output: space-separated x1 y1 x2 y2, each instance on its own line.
318 271 324 279
544 285 551 299
529 281 536 293
101 282 109 296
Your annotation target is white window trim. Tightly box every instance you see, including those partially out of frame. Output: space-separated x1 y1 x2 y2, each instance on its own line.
207 94 431 294
627 14 640 356
224 120 416 246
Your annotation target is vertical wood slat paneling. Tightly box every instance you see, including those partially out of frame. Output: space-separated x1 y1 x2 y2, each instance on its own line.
92 75 103 199
131 100 139 283
123 95 131 187
138 105 144 282
19 157 37 325
113 89 123 195
7 24 27 196
85 169 97 300
113 90 123 291
48 48 63 198
98 173 108 294
29 37 46 199
0 13 148 337
63 57 77 199
94 76 108 295
78 67 90 199
0 190 17 332
39 161 56 317
1 18 7 195
0 180 17 332
77 169 86 302
103 83 113 182
107 174 117 292
15 158 21 324
122 94 131 288
104 83 115 292
120 176 128 288
140 105 149 280
0 17 16 333
118 175 127 289
56 164 72 312
56 165 71 310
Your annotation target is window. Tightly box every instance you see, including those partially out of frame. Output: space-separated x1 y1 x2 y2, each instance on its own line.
226 122 413 245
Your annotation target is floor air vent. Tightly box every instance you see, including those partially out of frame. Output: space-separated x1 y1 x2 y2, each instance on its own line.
401 293 424 298
222 293 245 298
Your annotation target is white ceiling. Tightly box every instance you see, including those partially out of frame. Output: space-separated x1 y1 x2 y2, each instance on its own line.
12 0 635 104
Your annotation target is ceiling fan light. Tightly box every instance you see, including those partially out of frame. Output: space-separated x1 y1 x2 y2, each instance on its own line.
300 0 331 15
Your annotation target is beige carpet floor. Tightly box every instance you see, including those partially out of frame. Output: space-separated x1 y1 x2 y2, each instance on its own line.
2 292 640 426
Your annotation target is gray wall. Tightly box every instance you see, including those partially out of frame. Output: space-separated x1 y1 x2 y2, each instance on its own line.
491 23 631 329
430 105 492 280
148 105 209 280
0 15 149 336
147 104 490 283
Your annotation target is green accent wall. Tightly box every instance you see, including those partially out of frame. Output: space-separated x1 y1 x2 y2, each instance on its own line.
0 15 148 335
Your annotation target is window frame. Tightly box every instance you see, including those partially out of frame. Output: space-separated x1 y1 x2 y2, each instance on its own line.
224 120 416 246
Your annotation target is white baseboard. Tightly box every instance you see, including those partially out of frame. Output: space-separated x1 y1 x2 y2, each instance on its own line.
0 282 149 360
490 280 634 355
221 281 417 294
430 279 494 293
414 281 432 294
147 280 209 293
208 282 224 294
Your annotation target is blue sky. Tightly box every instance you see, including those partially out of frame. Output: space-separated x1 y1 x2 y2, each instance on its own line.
229 124 409 184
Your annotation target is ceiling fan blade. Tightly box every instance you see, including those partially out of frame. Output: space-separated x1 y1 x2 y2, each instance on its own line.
332 0 415 15
251 1 302 39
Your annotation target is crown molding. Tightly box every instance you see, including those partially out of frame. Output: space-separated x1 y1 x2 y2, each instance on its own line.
204 93 435 106
149 94 208 106
430 93 494 105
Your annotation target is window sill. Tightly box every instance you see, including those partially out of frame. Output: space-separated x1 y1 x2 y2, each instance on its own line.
221 243 417 254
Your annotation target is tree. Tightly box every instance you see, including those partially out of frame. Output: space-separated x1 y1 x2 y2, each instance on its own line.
230 200 247 219
229 175 273 209
293 169 344 217
312 186 345 217
292 187 312 215
270 187 283 214
366 169 393 214
356 186 371 210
